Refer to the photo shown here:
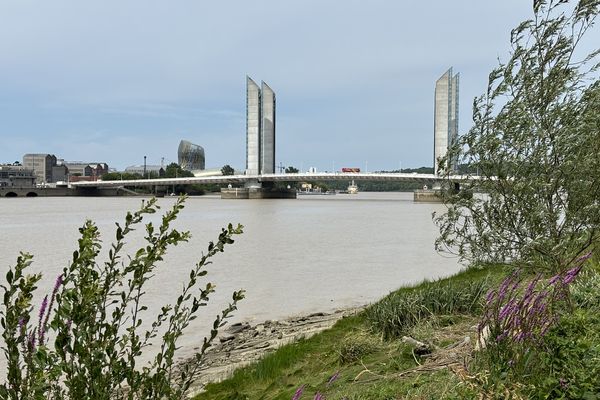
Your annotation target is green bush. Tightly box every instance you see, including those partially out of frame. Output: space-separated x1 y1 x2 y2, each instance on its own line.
0 197 244 400
529 310 600 399
571 268 600 310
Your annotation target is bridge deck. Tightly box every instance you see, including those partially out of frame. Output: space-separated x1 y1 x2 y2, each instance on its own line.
70 172 464 188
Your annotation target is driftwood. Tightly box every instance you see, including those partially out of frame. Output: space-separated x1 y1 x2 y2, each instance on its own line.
401 336 435 355
354 336 473 383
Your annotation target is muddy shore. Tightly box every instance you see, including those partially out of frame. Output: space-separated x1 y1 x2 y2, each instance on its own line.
187 306 365 396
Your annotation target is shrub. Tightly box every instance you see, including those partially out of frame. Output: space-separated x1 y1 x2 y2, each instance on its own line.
0 197 244 400
434 0 600 272
531 310 600 399
571 267 600 310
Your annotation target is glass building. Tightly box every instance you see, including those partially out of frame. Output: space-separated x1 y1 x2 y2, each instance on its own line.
434 67 459 175
178 140 205 171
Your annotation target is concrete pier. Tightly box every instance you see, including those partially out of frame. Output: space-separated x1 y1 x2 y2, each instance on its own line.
413 189 443 203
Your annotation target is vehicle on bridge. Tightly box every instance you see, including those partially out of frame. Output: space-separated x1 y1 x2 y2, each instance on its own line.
341 167 361 173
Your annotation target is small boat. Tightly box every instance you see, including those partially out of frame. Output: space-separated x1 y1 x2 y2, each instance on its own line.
297 188 336 195
347 180 359 194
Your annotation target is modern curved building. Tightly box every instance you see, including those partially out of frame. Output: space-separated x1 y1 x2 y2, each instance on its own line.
178 140 205 171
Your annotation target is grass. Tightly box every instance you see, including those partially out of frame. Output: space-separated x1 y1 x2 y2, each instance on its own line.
195 262 600 399
195 266 503 400
364 266 496 339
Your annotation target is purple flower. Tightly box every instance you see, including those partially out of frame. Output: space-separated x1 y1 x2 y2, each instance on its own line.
562 266 582 284
38 295 48 327
313 393 324 400
292 384 305 400
498 300 516 321
54 274 63 290
37 274 64 346
549 274 560 285
515 332 525 342
327 371 340 387
37 295 49 345
485 289 495 303
575 251 592 264
559 377 568 389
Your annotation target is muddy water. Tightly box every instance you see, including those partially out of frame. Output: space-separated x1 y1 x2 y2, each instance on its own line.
0 192 462 368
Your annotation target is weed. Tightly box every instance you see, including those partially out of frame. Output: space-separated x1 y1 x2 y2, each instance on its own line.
339 334 378 364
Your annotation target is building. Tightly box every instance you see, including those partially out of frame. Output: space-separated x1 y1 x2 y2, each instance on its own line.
246 77 261 175
0 164 36 187
52 165 69 183
124 165 165 177
177 140 205 171
434 67 459 175
260 81 276 174
246 76 276 175
23 153 57 184
64 162 109 179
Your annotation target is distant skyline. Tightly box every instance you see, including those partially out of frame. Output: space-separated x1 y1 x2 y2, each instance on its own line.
1 1 536 171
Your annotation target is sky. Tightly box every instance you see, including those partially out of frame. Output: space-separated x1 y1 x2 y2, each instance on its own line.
0 1 535 172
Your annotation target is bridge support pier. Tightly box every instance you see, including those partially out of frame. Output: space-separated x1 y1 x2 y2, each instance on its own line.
221 181 296 199
413 189 442 203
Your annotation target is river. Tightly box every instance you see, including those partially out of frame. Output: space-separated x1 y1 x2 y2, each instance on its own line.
0 192 462 368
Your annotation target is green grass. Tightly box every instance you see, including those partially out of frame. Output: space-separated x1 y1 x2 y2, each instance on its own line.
196 263 600 399
365 267 498 339
195 266 503 400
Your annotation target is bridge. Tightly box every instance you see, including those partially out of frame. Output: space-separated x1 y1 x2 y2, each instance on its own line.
69 172 461 189
70 76 467 199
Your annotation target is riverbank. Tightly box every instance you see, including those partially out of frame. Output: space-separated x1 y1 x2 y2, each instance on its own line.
187 307 364 395
195 266 501 399
195 261 600 399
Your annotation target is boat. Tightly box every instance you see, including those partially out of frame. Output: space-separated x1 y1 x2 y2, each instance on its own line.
297 182 336 195
297 188 336 195
347 180 359 194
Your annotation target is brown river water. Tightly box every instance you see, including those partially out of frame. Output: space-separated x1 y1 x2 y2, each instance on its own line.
0 192 463 370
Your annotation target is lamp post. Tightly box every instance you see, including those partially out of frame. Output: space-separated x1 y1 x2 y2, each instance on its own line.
143 156 147 179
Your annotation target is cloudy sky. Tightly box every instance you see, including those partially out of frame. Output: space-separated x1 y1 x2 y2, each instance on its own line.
0 1 534 171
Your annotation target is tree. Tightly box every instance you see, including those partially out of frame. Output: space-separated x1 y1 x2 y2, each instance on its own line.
285 166 299 174
221 165 235 176
101 172 143 181
435 0 600 272
0 197 244 399
164 162 194 179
